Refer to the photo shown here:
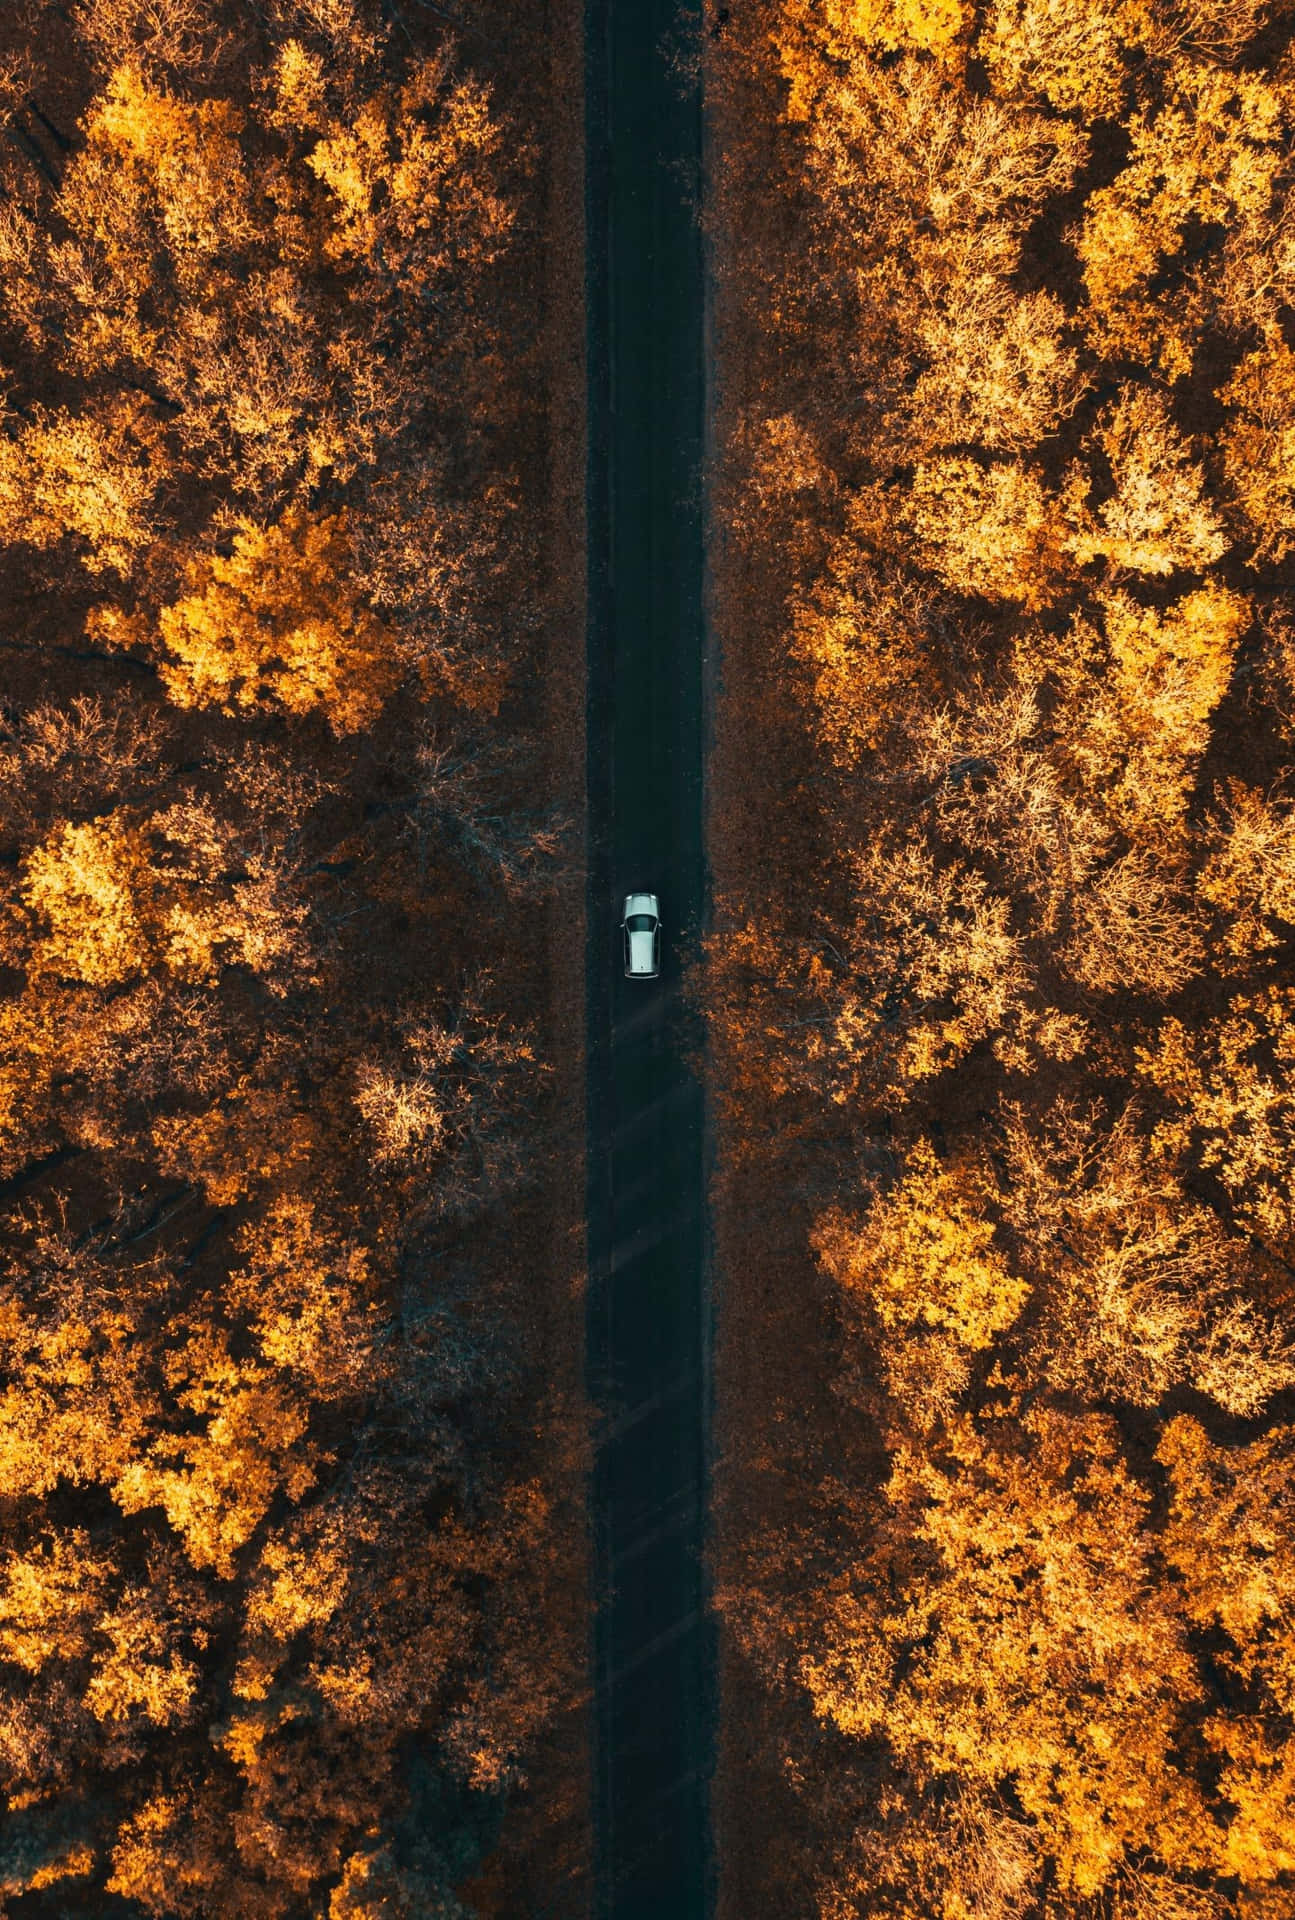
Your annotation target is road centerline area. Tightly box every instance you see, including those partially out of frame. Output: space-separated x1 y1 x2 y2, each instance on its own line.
585 0 712 1914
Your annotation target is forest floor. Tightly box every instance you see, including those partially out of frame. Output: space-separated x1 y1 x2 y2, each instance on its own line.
704 32 867 1919
459 0 592 1910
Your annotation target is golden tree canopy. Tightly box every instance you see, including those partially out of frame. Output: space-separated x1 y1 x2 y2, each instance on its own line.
157 510 397 733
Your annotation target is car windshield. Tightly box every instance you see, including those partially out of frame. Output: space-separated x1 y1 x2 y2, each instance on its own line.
626 914 655 931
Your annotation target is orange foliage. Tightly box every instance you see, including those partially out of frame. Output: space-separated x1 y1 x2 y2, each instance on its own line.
0 3 575 1913
155 511 397 733
707 0 1295 1910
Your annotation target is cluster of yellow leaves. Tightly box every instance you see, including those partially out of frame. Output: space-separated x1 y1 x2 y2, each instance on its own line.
0 1532 200 1748
241 1533 350 1658
1090 584 1248 835
304 52 515 278
84 60 251 265
84 1587 202 1728
20 803 312 990
712 4 1295 1913
803 1402 1295 1914
1223 343 1295 561
21 816 154 987
814 1140 1027 1424
0 1531 110 1671
227 1197 374 1389
817 1786 1041 1920
1068 387 1228 577
155 511 397 734
789 54 1086 291
352 1055 450 1165
1199 781 1295 960
857 841 1030 1085
45 62 255 411
1077 62 1291 377
903 281 1084 456
106 1792 225 1915
1139 990 1295 1263
999 1103 1295 1414
788 525 936 761
1064 848 1205 997
1159 1418 1295 1884
0 995 72 1173
774 0 971 118
979 0 1141 116
114 1327 316 1578
905 393 1228 607
0 1244 149 1498
908 458 1063 608
150 1072 324 1208
0 31 520 581
804 1410 1208 1898
0 398 162 574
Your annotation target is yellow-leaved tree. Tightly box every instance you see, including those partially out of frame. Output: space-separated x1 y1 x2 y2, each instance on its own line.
1158 1416 1295 1889
906 458 1064 607
304 51 516 284
21 804 313 991
154 511 396 733
979 0 1138 117
1222 342 1295 562
773 0 972 118
1065 387 1228 578
21 815 159 987
813 1139 1028 1425
802 1409 1212 1901
1077 62 1292 377
112 1325 316 1579
1199 781 1295 962
0 398 164 575
788 529 936 760
1138 989 1295 1264
1074 583 1249 843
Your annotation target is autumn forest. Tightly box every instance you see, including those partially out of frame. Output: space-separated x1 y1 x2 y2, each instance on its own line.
1 0 1294 1913
707 1 1295 1917
0 0 584 1912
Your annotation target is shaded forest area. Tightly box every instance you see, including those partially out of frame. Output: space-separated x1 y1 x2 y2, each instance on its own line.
0 1 586 1914
706 2 1295 1917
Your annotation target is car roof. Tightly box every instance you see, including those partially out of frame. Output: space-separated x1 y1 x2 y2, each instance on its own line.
623 891 659 916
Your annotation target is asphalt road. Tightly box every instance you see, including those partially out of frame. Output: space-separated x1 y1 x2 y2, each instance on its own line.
584 0 712 1914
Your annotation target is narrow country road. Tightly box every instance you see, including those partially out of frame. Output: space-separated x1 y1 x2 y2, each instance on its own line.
584 0 712 1915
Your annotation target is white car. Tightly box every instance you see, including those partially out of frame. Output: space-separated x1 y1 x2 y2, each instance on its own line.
621 892 661 979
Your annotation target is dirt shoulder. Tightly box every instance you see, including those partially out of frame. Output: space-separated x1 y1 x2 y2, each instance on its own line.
703 29 846 1920
460 0 591 1911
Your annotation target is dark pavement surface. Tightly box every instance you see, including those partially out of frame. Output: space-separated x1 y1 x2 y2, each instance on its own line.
584 1 712 1915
